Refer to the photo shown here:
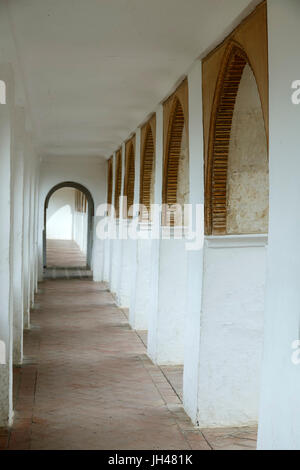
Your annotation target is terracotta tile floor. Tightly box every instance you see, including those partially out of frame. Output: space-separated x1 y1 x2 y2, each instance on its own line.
46 239 87 267
0 279 257 450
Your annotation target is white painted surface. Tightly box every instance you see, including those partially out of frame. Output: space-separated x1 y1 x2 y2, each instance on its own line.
12 107 25 365
147 105 163 361
73 211 88 254
183 61 205 423
6 0 257 160
148 237 188 365
257 0 300 450
129 235 153 330
197 240 266 427
38 156 106 281
46 187 75 240
0 101 13 426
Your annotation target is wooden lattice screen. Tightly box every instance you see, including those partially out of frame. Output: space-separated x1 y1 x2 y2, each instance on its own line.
203 2 268 234
114 149 122 218
123 136 135 218
162 79 188 226
207 46 247 234
140 115 156 222
107 157 113 207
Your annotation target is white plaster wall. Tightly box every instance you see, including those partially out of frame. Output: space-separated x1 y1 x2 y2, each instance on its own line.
197 238 266 427
148 237 188 365
183 61 205 423
227 64 268 234
46 187 75 240
129 235 153 330
12 107 25 365
38 156 107 281
117 233 136 308
257 0 300 450
0 101 13 426
147 105 163 361
110 233 122 294
73 211 88 254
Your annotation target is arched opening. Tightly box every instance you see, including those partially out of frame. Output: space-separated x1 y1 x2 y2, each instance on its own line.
205 44 268 235
43 182 94 269
197 41 269 427
162 95 189 226
123 139 135 218
140 123 155 222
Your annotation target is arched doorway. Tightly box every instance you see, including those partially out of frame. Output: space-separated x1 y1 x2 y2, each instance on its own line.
43 182 94 269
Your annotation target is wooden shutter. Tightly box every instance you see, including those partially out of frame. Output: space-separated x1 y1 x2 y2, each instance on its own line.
203 2 268 234
140 115 156 222
207 46 248 234
162 79 188 226
114 149 122 218
124 136 135 218
107 157 113 207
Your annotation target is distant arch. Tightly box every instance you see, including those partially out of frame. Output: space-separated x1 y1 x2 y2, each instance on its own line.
43 181 94 268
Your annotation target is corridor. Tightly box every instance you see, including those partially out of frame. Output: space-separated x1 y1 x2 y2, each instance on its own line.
0 279 256 450
46 239 87 268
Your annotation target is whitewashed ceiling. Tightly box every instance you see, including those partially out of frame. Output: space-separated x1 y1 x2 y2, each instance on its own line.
7 0 257 159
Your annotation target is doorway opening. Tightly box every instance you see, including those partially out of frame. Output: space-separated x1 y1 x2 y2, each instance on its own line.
43 182 94 272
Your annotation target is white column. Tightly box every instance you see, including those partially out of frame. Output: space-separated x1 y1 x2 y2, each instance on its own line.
182 61 205 422
258 0 300 450
23 134 32 329
12 106 25 365
111 148 125 297
129 127 154 330
118 133 139 309
147 104 163 361
108 152 117 289
0 96 13 426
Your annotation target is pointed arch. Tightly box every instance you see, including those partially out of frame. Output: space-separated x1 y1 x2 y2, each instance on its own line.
124 136 135 218
162 79 189 226
205 39 268 235
140 116 156 222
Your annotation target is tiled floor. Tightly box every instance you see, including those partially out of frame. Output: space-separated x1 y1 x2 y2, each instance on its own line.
0 279 257 450
46 239 87 267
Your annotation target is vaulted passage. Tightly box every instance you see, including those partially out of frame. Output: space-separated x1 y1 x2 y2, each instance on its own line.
0 279 256 450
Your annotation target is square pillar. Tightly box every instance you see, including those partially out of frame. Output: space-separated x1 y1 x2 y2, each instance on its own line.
258 0 300 450
12 106 25 365
0 98 13 426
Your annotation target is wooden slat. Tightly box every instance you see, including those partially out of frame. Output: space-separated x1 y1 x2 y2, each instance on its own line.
140 122 155 222
162 96 186 226
114 149 122 218
124 136 135 218
107 157 113 207
208 47 247 234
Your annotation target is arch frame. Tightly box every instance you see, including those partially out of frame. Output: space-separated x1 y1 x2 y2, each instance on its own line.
140 114 156 222
123 135 136 219
43 181 95 269
203 2 269 235
205 40 268 235
162 79 189 226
